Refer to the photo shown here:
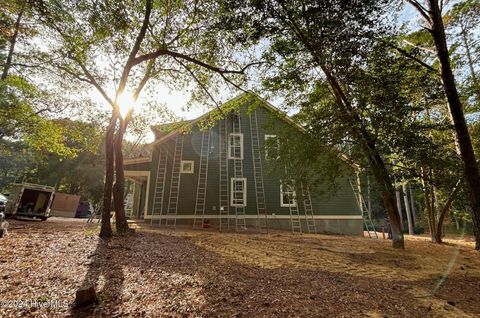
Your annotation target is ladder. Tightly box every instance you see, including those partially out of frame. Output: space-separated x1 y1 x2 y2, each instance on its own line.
193 129 211 228
287 186 302 233
87 202 102 224
165 135 184 228
349 176 378 238
249 109 268 233
219 118 230 230
151 148 168 226
301 184 317 233
232 114 246 231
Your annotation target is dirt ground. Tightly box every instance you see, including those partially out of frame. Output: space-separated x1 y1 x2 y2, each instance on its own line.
0 218 479 318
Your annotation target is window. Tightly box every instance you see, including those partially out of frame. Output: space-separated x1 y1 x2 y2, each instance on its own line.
228 133 243 159
264 134 279 160
230 178 247 207
280 183 297 207
180 160 194 173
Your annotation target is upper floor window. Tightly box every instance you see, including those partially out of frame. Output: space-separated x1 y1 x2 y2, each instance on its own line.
280 183 297 207
264 134 279 160
228 133 243 160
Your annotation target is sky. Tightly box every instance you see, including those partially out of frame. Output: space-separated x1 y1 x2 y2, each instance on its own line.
88 81 205 143
86 2 439 143
90 83 203 118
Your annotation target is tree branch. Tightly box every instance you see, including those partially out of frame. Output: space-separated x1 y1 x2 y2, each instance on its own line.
174 57 221 110
53 63 94 84
69 57 115 106
117 0 153 95
402 39 436 54
133 60 155 100
122 60 156 131
134 48 261 75
406 0 433 25
383 41 436 72
2 1 25 80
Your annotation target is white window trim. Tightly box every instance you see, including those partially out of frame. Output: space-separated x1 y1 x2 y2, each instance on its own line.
180 160 195 174
280 183 297 207
228 133 244 160
264 134 280 160
230 177 247 207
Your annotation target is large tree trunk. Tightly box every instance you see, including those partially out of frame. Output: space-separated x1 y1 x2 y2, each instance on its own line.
99 113 117 238
112 118 129 234
370 158 404 248
1 2 25 80
323 69 405 248
428 0 480 251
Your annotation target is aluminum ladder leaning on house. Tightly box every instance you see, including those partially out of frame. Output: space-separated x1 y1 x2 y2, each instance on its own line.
165 134 184 228
249 109 268 233
288 186 302 233
151 148 168 226
193 129 211 229
232 114 246 231
301 184 317 234
349 176 378 238
219 118 230 230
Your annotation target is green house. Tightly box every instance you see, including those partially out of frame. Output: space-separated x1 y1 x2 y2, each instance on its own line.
124 93 364 235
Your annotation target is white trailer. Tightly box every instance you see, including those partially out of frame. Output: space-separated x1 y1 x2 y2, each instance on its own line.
4 183 55 221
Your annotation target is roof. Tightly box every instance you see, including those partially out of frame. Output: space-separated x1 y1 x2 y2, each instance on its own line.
150 120 194 136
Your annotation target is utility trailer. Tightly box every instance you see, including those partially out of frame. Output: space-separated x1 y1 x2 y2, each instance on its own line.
4 183 55 221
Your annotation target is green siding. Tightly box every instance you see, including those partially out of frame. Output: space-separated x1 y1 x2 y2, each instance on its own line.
127 95 361 229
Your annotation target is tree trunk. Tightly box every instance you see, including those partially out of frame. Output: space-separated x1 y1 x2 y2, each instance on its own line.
368 153 404 248
403 182 415 235
434 181 460 243
395 181 404 231
428 0 480 251
112 118 129 234
367 176 372 219
460 28 480 104
409 183 417 228
421 167 436 242
1 2 25 80
99 113 116 239
323 69 404 248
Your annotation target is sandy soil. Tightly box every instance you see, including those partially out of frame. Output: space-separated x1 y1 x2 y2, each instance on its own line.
0 218 479 317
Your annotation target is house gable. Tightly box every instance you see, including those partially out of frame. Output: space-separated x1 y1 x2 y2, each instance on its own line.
143 92 358 171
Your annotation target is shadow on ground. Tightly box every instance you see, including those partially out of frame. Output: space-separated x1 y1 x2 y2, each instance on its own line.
70 239 126 317
67 229 479 317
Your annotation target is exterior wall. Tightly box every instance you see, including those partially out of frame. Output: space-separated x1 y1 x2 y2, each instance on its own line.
125 96 363 235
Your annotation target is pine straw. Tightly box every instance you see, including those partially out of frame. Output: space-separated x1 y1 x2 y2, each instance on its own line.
0 218 479 317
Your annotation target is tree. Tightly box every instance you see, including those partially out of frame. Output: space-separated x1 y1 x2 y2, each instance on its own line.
220 0 409 248
445 0 480 108
406 0 480 250
0 0 97 159
32 0 254 238
0 118 105 205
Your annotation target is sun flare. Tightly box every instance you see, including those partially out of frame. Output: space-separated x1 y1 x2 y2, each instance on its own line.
117 91 136 119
